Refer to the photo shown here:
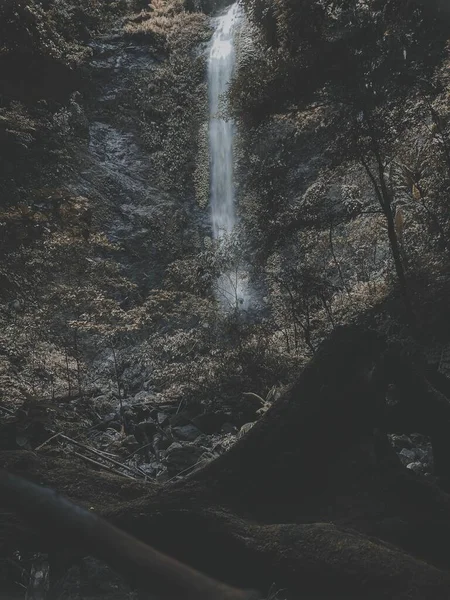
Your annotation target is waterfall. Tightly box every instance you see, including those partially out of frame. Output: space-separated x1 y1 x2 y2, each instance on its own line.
209 2 239 239
208 2 249 310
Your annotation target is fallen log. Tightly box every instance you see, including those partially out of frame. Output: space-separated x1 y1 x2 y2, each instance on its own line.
4 464 450 599
0 469 258 600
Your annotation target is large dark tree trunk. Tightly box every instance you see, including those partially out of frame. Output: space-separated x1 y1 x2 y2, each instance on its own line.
4 326 450 598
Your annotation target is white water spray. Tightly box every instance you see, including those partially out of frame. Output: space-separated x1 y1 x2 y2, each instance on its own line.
208 3 250 310
209 2 239 239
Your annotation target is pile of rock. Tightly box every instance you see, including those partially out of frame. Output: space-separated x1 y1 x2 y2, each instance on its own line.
85 390 260 481
389 433 434 476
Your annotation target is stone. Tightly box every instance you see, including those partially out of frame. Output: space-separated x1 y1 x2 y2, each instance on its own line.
193 434 210 446
15 434 29 448
150 406 177 420
121 435 139 451
92 395 115 416
108 420 122 432
132 405 152 422
96 431 120 449
164 442 203 472
156 468 169 482
165 442 183 453
184 401 203 418
414 447 432 463
172 424 202 442
191 411 230 434
133 421 157 460
399 448 416 464
133 390 156 403
135 420 157 436
238 422 255 438
406 462 426 474
153 433 173 452
410 433 428 445
212 434 237 455
121 410 135 436
389 434 413 449
168 412 191 427
157 412 169 426
221 422 238 434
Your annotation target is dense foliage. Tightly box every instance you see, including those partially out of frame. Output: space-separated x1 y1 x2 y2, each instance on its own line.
230 0 450 350
2 0 450 428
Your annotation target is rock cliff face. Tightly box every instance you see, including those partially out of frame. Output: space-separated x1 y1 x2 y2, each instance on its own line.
0 0 214 407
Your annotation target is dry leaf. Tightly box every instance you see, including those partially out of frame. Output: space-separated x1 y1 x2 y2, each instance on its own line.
395 209 404 235
412 183 421 200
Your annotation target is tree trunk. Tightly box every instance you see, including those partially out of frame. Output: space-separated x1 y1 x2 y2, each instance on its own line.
361 155 416 329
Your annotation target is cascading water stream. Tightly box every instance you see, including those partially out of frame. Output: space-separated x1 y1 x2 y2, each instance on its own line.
208 3 249 310
209 2 239 239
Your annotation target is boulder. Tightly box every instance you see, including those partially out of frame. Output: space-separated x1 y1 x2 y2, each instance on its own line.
121 435 140 452
414 447 433 464
169 412 192 427
221 422 238 435
407 462 426 474
410 433 429 445
164 442 204 473
108 420 122 432
389 434 413 450
172 424 202 442
399 448 416 464
91 395 115 417
156 412 169 426
153 433 173 454
133 390 157 403
191 411 232 434
238 422 255 438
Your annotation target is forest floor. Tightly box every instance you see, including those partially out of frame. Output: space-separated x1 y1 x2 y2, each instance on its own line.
3 326 450 599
